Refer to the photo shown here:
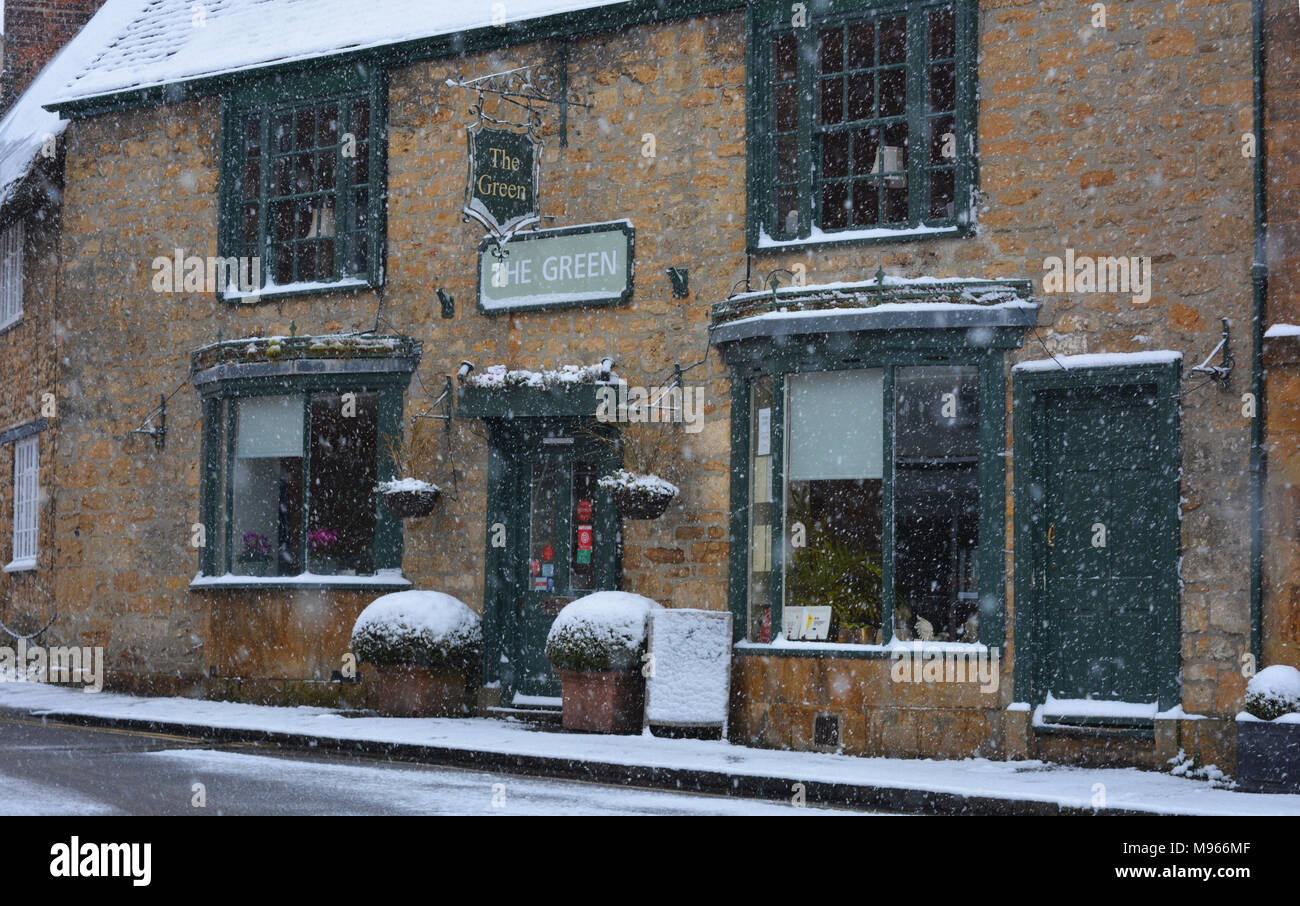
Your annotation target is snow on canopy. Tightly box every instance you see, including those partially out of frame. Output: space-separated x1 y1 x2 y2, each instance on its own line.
49 0 629 107
0 0 150 214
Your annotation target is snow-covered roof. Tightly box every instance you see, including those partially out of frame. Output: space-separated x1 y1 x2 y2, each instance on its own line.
0 0 150 216
49 0 630 109
1012 351 1182 373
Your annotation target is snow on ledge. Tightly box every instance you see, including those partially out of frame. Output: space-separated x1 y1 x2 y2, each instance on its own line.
757 224 961 248
1013 351 1181 373
1265 323 1300 339
191 569 411 588
1035 696 1159 725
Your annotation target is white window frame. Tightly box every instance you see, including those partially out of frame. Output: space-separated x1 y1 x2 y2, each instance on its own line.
6 435 38 572
0 221 23 331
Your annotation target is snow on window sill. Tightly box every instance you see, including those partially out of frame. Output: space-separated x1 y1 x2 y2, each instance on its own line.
756 224 962 250
0 314 22 336
190 569 411 589
221 277 373 303
735 637 988 657
2 557 37 573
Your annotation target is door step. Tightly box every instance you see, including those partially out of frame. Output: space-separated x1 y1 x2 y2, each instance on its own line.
486 705 563 726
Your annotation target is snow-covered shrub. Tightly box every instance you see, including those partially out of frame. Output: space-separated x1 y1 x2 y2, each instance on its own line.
1244 665 1300 720
546 591 662 673
351 591 481 669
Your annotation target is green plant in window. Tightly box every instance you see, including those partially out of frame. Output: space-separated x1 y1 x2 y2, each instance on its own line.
785 486 883 632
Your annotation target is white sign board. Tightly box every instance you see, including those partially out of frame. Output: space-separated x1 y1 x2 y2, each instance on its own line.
645 608 733 732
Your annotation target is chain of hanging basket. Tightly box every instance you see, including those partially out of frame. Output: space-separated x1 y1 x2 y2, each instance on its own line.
0 611 57 641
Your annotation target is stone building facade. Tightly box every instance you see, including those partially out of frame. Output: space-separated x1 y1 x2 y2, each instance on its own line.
0 0 1292 771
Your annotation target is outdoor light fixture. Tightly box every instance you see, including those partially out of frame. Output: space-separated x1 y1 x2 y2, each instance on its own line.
457 360 475 383
599 357 616 382
437 288 455 319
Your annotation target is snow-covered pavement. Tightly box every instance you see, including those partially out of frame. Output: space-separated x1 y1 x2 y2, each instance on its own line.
1 681 1297 815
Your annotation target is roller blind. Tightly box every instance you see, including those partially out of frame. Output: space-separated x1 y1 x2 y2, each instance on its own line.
786 369 884 481
236 395 303 458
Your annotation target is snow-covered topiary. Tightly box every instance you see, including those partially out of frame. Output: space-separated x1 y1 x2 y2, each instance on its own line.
351 590 481 668
546 591 662 673
1244 664 1300 720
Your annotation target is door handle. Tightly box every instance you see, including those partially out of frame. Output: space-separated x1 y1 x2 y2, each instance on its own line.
1046 523 1056 551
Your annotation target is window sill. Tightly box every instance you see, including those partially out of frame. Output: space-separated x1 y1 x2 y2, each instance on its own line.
2 557 37 573
219 277 376 304
753 223 966 253
189 570 411 591
735 638 990 660
0 315 22 337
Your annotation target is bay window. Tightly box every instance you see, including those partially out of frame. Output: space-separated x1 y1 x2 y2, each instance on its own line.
193 337 417 583
739 353 997 647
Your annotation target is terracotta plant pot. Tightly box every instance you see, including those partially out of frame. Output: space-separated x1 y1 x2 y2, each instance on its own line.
370 663 477 717
557 667 645 733
382 488 441 518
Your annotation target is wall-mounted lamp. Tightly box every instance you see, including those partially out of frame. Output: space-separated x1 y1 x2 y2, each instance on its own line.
457 360 475 383
666 267 689 299
599 357 616 382
437 288 455 319
130 393 167 450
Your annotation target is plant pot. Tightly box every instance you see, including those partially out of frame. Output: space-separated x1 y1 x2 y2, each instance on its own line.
557 667 645 733
369 663 478 718
383 488 441 518
237 558 273 577
608 486 676 520
308 555 339 575
1236 718 1300 793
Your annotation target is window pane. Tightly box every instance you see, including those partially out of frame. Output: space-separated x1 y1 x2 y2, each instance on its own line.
893 365 979 642
775 84 798 132
785 370 886 642
818 28 843 73
847 71 874 121
232 395 304 576
847 22 874 69
788 370 884 480
880 16 907 65
929 62 955 113
930 6 956 59
570 462 597 592
819 77 844 125
821 180 848 230
747 377 775 641
822 131 849 179
775 187 799 236
308 392 378 575
928 168 955 219
880 68 906 118
530 458 563 591
774 32 798 81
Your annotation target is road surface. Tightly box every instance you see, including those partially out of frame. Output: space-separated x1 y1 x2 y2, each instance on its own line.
0 714 859 816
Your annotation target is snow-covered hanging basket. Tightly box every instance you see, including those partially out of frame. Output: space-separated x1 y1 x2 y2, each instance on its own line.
377 478 441 518
597 470 679 519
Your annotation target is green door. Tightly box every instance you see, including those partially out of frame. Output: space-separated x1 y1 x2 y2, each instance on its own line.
485 421 621 703
1015 367 1180 709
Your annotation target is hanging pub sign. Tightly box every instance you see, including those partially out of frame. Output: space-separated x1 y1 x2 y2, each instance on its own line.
478 220 635 314
464 124 541 242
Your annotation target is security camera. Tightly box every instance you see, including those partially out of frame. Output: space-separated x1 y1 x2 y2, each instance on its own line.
599 357 616 382
457 361 475 382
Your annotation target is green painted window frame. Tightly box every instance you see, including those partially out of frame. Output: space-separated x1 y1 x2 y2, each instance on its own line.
725 329 1013 652
217 66 388 301
197 371 409 585
746 0 977 250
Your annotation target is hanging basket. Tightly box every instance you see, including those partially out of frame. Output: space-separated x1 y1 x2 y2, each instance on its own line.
382 487 441 518
598 471 679 520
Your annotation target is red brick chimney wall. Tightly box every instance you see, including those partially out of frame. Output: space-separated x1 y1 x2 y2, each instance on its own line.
2 0 108 109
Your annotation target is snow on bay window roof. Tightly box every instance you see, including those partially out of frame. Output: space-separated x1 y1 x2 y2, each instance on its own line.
49 0 631 108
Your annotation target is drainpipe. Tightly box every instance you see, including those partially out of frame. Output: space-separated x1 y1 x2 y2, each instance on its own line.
1250 0 1266 667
